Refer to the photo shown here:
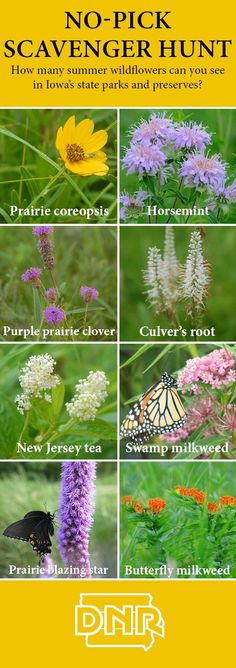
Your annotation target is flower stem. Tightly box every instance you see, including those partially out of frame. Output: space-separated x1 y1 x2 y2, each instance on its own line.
14 166 66 223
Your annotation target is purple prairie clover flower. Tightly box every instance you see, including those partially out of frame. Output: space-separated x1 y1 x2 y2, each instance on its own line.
122 141 167 177
33 226 53 236
43 305 65 324
130 113 176 145
179 153 227 191
44 287 58 303
21 267 42 288
120 190 148 220
178 348 236 393
80 285 99 302
58 462 96 575
174 122 211 152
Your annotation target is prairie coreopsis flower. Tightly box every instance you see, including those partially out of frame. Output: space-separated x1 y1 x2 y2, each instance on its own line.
15 353 60 414
43 305 65 324
66 370 109 420
181 230 210 312
58 462 96 575
56 115 109 176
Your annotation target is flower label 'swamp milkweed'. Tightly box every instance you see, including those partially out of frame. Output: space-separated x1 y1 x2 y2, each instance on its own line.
120 371 186 444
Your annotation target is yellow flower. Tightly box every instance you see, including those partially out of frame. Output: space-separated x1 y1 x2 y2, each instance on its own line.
56 115 109 176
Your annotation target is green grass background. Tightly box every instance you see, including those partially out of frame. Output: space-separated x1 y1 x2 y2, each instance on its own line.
0 462 117 578
0 108 117 224
120 108 236 224
0 226 117 341
120 226 236 341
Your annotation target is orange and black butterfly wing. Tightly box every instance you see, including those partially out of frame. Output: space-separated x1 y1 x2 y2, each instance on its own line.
120 381 164 443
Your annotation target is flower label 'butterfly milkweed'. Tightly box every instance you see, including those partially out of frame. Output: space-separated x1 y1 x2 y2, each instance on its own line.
120 371 186 444
3 511 54 559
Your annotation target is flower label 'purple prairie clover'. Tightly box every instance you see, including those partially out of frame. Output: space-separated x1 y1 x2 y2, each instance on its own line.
80 285 99 302
58 462 96 575
43 305 65 324
21 267 42 288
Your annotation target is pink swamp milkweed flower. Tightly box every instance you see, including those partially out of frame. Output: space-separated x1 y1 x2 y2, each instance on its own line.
57 462 96 576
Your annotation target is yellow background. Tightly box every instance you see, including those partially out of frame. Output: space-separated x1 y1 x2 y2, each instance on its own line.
0 0 236 106
1 579 235 665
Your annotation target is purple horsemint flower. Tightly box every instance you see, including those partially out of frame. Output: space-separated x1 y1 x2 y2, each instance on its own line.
80 285 99 302
174 122 211 152
57 462 96 576
44 287 58 303
32 226 53 236
120 190 148 220
122 141 167 177
21 267 42 288
130 113 176 145
179 153 226 191
43 305 65 324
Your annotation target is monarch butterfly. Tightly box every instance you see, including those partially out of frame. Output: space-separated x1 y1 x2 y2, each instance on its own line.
3 511 54 560
120 371 186 444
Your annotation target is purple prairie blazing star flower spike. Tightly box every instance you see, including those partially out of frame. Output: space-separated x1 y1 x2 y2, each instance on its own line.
44 287 58 303
80 286 99 302
33 225 53 236
174 122 211 152
179 153 227 191
122 141 167 176
21 267 42 288
58 462 96 576
43 305 65 324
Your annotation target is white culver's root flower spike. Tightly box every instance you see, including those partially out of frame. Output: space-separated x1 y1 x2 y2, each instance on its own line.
181 231 210 311
143 247 163 310
15 354 60 414
143 228 181 313
66 370 109 420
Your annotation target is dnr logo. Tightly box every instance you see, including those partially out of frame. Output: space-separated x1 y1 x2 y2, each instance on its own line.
75 593 165 651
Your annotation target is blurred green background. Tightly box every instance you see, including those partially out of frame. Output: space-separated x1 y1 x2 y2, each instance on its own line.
0 343 117 459
0 226 117 341
120 461 236 578
120 226 236 341
120 109 236 224
0 462 117 578
0 108 117 224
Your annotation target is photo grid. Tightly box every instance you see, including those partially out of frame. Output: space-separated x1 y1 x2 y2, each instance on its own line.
0 107 235 581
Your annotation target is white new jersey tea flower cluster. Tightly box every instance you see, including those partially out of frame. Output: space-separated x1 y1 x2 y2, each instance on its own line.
15 354 60 414
66 370 109 420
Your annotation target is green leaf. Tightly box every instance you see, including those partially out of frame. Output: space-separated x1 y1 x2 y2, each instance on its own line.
0 392 23 456
33 290 42 328
0 207 12 224
51 382 65 419
58 418 116 441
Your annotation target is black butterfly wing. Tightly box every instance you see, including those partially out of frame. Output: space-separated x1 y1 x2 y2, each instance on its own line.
24 511 48 520
3 517 40 542
29 517 53 556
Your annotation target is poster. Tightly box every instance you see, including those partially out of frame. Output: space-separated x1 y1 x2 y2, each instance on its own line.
0 1 235 665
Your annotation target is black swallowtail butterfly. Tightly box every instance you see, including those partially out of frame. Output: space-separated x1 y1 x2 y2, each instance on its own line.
3 511 54 559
